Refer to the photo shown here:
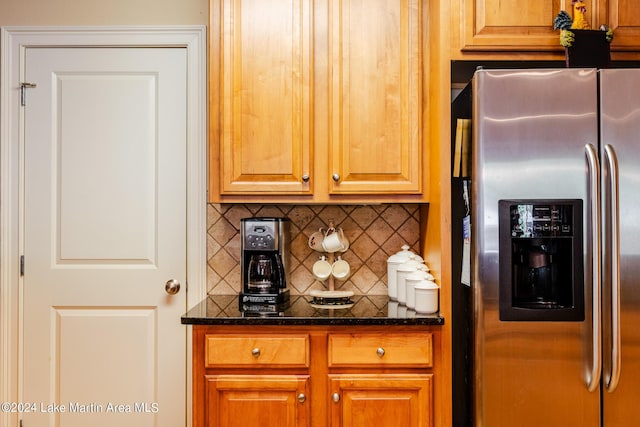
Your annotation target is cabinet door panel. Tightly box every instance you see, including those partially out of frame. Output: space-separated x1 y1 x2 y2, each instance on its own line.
206 375 310 427
328 0 422 194
602 0 640 51
329 374 433 427
460 0 564 51
218 0 313 194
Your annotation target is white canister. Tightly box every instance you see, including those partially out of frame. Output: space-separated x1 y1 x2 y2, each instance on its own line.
414 280 439 314
397 304 408 318
396 255 422 304
405 269 428 309
395 265 414 305
387 300 399 318
386 245 414 301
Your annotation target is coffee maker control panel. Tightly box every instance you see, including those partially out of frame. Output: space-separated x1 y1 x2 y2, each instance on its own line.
246 227 275 250
243 221 279 251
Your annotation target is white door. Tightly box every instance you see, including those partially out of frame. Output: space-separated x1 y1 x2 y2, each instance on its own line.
21 47 187 427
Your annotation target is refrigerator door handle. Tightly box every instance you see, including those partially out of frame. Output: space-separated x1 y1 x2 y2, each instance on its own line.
604 144 621 392
586 143 602 392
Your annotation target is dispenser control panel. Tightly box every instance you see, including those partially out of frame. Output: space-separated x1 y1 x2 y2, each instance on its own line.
498 199 584 322
508 203 574 238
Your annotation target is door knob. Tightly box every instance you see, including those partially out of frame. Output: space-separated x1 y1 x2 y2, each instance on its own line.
165 279 181 295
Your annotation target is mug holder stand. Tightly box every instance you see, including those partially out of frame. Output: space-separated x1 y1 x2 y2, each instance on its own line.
308 220 353 308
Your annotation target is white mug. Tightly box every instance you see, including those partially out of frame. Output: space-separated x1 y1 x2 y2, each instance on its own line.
331 257 350 280
322 227 348 253
312 256 332 281
308 227 326 252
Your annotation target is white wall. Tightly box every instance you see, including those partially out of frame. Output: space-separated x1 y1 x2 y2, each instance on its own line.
0 0 208 26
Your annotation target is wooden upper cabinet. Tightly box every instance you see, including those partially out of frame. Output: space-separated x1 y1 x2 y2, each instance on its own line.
456 0 640 54
214 0 313 195
459 0 564 51
600 0 640 51
210 0 430 201
328 0 423 194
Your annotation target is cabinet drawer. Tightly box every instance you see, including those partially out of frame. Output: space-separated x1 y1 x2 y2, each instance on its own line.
328 333 432 368
204 334 309 368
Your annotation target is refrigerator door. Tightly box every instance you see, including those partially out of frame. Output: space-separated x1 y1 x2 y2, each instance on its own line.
600 69 640 427
472 69 600 427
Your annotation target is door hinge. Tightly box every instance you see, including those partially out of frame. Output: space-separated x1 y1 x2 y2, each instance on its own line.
20 255 24 276
20 82 37 106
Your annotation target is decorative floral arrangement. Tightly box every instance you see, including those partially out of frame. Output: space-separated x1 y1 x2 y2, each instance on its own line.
553 0 613 47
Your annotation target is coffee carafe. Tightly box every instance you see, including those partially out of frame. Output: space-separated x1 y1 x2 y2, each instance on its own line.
247 254 277 292
240 217 290 304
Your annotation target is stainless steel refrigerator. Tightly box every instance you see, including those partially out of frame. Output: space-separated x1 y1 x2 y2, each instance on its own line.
472 68 640 427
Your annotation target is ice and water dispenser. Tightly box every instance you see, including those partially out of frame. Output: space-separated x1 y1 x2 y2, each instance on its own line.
498 200 584 321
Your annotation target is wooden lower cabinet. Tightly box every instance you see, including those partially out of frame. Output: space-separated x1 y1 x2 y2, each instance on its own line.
192 325 442 427
329 374 433 427
205 375 310 427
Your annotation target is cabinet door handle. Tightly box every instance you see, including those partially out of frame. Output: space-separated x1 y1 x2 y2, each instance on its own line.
251 348 261 358
302 174 310 183
332 393 340 403
376 347 386 358
332 173 340 182
297 393 306 403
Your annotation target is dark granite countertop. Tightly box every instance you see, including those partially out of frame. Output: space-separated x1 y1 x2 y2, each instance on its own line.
181 294 444 326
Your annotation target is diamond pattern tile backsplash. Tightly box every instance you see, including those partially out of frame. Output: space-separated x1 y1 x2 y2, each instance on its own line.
207 204 422 296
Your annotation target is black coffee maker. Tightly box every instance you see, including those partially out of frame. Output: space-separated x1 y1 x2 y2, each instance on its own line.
240 217 290 304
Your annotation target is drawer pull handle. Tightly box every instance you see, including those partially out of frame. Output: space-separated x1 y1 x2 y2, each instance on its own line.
251 348 261 358
332 393 340 403
377 347 386 358
298 393 306 404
